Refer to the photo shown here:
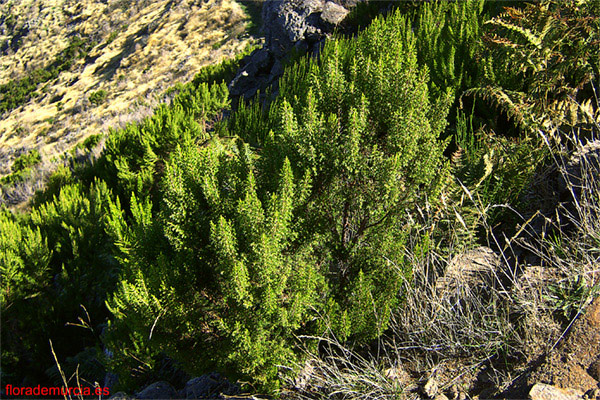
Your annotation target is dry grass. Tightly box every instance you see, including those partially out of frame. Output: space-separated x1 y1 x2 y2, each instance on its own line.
0 0 258 203
284 123 600 399
50 339 105 400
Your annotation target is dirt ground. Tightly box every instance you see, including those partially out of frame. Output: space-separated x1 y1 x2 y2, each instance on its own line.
496 297 600 399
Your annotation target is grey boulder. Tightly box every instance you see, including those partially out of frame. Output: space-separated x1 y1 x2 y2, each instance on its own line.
135 381 177 399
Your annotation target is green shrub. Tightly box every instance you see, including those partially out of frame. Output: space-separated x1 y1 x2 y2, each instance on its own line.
3 1 595 396
1 181 120 386
89 90 108 105
95 84 226 203
82 133 102 151
12 149 41 173
0 46 246 389
268 10 452 340
413 0 486 97
105 141 322 391
105 8 451 393
1 149 42 185
0 210 52 376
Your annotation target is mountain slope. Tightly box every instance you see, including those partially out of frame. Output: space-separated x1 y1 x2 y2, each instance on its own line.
0 0 257 181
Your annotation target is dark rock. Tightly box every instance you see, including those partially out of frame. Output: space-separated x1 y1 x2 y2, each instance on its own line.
262 0 326 57
179 373 239 399
310 38 327 59
135 381 177 399
228 69 256 97
108 392 130 400
270 59 284 78
294 39 309 54
588 357 600 381
248 48 272 73
229 0 361 105
242 86 259 101
304 26 322 44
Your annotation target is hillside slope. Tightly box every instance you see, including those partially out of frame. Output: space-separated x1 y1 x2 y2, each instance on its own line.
0 0 257 182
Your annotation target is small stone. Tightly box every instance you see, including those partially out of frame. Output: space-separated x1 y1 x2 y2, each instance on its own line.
249 49 272 73
294 39 309 53
320 1 349 25
181 373 239 399
270 59 284 78
529 383 585 400
424 377 439 398
384 366 410 385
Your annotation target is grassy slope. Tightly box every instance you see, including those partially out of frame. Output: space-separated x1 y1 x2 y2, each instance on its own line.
0 0 258 178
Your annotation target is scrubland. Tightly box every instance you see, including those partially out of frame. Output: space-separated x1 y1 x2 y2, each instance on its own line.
1 1 599 398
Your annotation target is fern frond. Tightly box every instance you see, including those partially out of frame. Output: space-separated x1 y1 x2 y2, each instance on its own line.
465 86 532 130
486 18 542 49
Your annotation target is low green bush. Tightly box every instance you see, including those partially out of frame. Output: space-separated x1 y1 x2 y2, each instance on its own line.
105 8 451 393
12 150 41 174
1 181 119 386
1 150 42 185
1 50 240 390
89 90 108 105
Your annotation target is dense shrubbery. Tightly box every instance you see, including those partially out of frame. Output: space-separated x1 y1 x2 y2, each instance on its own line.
1 49 238 390
1 0 598 396
103 10 451 391
1 181 117 384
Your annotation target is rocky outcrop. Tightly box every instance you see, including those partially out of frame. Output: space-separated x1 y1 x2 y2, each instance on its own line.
110 373 241 400
528 383 585 400
135 381 177 399
177 373 240 399
435 246 503 298
262 0 349 57
501 297 600 398
229 0 359 101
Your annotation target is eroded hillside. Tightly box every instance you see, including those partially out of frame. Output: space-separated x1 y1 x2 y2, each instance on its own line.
0 0 258 183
